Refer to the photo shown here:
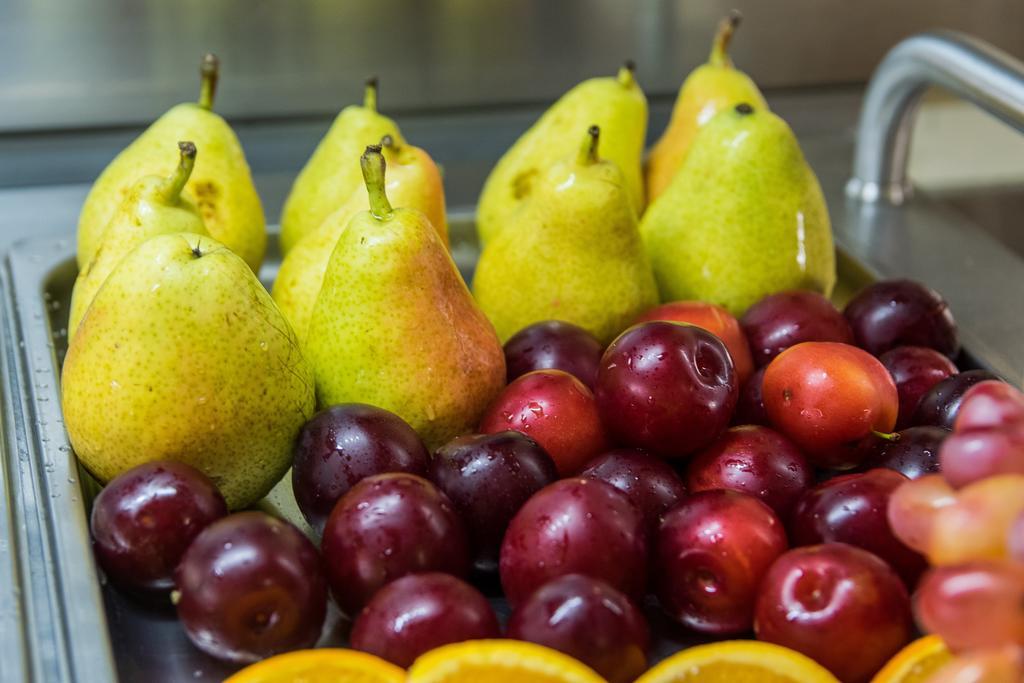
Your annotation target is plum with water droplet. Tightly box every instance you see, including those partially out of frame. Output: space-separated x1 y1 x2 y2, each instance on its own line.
503 320 604 388
507 574 649 683
91 460 227 592
500 478 646 606
479 369 608 476
653 490 786 634
291 403 429 533
320 473 470 614
174 511 327 663
594 321 738 459
350 573 499 667
429 431 558 571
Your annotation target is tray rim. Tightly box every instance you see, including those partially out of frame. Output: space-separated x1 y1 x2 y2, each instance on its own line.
0 220 983 683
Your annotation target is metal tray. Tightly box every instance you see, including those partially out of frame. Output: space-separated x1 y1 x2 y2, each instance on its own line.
0 213 940 683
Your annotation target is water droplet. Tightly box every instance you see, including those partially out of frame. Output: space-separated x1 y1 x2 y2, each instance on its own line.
259 340 268 351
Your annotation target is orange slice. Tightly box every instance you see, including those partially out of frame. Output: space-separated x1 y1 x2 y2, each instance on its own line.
407 639 606 683
870 635 952 683
635 640 839 683
224 648 405 683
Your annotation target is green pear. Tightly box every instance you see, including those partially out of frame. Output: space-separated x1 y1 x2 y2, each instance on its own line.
61 233 315 509
645 12 767 202
280 78 404 254
476 63 647 246
640 103 836 315
77 55 266 272
68 141 208 339
305 145 504 449
474 126 658 344
273 136 447 342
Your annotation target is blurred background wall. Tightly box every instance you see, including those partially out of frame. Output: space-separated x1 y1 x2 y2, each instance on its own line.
2 0 1023 243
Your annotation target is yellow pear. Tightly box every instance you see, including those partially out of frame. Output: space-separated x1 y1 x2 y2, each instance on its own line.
476 63 647 246
474 126 658 344
279 78 404 253
273 135 447 341
62 233 315 509
645 12 767 203
77 55 266 271
305 146 504 449
640 103 835 315
68 141 208 339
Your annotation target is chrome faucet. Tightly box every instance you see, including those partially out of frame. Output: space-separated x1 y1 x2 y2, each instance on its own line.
847 31 1024 205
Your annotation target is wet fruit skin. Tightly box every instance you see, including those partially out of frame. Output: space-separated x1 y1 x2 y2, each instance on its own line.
90 460 227 592
506 574 650 683
595 321 738 459
843 279 960 358
940 424 1024 488
685 425 813 518
912 370 1001 429
754 543 914 683
733 366 769 426
634 300 754 384
914 561 1024 653
762 341 898 469
579 448 688 537
503 320 604 388
428 431 558 572
860 426 948 479
349 573 500 668
320 473 470 615
174 511 327 664
788 469 928 587
879 346 959 429
740 290 854 368
291 403 430 533
479 369 608 476
500 478 647 607
654 490 787 635
886 473 957 555
954 380 1024 432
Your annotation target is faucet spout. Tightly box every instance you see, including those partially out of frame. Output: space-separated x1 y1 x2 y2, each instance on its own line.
847 31 1024 204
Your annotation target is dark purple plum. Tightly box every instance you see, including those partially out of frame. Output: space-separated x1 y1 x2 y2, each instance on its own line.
685 425 812 518
320 473 469 615
500 478 646 607
740 290 853 368
174 512 327 663
507 574 649 683
579 448 687 536
595 322 737 459
861 426 948 479
90 460 227 592
291 403 429 533
755 544 913 683
788 469 927 586
654 490 786 635
912 369 1001 429
734 366 769 426
350 573 499 668
879 346 958 429
429 431 558 572
844 279 959 358
503 320 604 388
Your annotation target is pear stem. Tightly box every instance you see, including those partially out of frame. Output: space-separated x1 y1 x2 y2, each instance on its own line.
709 11 741 68
617 60 636 88
162 141 197 203
361 144 393 219
198 53 219 110
577 125 601 165
364 76 379 112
